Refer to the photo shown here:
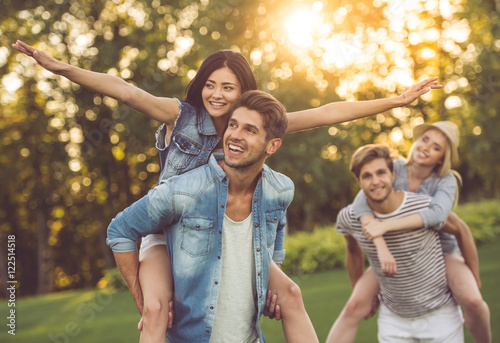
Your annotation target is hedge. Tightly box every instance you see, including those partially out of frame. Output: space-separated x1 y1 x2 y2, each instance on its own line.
99 200 500 287
282 199 500 276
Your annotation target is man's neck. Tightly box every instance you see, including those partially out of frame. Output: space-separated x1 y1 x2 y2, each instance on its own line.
218 160 262 193
218 160 263 222
367 190 405 215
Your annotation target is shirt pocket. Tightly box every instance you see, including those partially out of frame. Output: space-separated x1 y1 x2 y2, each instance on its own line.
265 209 284 247
166 134 202 171
181 217 213 257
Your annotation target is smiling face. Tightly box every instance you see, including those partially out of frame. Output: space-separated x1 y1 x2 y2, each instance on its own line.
358 158 395 204
201 67 241 119
223 107 272 170
412 128 448 168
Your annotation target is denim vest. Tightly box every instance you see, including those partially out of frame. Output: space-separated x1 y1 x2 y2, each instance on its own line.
155 100 220 184
107 156 294 342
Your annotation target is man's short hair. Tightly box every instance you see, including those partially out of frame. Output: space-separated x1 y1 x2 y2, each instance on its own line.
350 144 396 179
233 90 288 140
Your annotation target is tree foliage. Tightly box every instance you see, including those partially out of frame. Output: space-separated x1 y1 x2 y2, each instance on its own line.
0 0 498 294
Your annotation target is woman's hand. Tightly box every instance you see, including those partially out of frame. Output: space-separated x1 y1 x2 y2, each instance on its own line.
399 77 443 105
375 241 397 276
12 40 69 75
362 219 387 240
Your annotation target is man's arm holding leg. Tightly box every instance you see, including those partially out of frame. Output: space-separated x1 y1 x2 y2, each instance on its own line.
345 236 365 289
114 250 144 313
107 185 174 313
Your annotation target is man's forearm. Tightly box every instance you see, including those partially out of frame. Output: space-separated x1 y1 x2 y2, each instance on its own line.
345 237 365 288
113 251 144 313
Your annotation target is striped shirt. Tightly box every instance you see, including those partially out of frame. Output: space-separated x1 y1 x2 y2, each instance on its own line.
336 192 453 318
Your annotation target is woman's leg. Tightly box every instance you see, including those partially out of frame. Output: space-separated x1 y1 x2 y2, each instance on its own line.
138 244 174 343
445 253 491 343
266 261 319 343
326 268 380 343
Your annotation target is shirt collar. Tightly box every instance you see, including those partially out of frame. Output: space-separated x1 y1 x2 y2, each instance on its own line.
208 155 228 182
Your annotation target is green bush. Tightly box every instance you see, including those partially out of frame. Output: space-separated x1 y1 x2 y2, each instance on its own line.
454 199 500 243
282 199 500 276
281 227 346 276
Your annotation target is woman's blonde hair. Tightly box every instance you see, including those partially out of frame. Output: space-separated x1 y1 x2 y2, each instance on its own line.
406 128 462 207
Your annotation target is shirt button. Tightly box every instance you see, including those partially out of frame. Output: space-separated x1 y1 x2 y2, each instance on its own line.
196 224 200 228
219 231 222 234
274 217 277 221
221 205 224 208
206 330 210 334
258 272 261 276
214 281 218 285
217 256 221 259
255 223 259 227
256 248 260 252
254 199 257 202
210 306 214 310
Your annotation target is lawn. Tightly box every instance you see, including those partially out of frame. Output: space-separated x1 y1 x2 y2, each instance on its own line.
1 237 498 342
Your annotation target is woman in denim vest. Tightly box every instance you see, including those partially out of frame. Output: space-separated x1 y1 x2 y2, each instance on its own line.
13 40 442 342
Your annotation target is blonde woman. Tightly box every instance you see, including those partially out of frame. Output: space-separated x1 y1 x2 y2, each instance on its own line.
327 121 491 343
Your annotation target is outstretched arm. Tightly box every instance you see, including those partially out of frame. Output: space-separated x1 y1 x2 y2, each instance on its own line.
12 40 179 124
285 77 442 133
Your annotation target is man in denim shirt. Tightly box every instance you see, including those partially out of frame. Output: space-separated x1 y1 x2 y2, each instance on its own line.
107 90 294 342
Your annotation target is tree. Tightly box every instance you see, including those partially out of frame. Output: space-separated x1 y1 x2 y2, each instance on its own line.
1 0 498 295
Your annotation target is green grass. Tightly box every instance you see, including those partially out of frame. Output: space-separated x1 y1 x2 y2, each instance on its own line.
261 235 500 342
1 238 499 343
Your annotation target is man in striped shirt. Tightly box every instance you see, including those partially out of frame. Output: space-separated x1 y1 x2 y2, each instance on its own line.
336 144 464 342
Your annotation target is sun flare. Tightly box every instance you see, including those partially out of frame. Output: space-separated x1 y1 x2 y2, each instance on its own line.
285 9 322 47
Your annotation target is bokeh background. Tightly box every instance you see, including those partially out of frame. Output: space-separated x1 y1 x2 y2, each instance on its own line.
0 0 498 330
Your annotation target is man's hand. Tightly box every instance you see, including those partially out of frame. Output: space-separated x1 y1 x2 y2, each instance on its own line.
138 301 174 331
262 290 282 321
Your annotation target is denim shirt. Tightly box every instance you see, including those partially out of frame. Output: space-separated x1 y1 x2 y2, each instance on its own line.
155 100 220 184
352 158 458 253
107 156 294 343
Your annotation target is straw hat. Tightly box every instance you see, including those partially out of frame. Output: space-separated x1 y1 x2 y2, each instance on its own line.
413 121 460 166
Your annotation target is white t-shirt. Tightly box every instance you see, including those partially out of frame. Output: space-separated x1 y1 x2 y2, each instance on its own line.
209 214 260 343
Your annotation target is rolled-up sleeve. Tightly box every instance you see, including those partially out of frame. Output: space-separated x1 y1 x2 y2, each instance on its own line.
106 184 174 252
419 173 457 229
